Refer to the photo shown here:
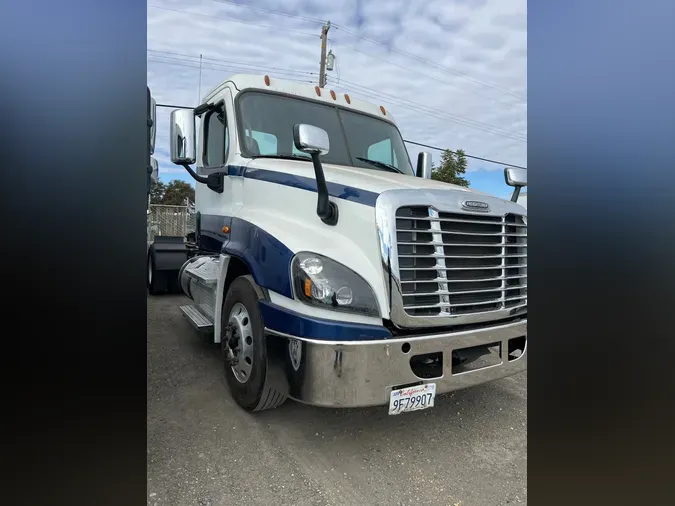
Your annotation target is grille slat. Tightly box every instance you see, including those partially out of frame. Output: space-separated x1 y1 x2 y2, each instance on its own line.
397 216 526 227
403 294 528 310
401 274 526 284
399 253 527 259
399 264 526 271
396 206 527 318
399 242 527 250
397 228 526 237
403 285 527 297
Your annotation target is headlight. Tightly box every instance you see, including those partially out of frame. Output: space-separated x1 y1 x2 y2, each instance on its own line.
291 252 380 317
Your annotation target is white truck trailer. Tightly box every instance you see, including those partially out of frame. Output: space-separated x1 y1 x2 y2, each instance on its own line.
146 75 528 414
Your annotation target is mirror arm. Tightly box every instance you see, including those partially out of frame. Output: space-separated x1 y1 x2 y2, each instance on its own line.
510 186 521 202
180 163 224 193
310 153 339 226
194 99 224 117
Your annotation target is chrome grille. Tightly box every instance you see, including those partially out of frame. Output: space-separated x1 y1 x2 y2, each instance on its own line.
396 206 527 318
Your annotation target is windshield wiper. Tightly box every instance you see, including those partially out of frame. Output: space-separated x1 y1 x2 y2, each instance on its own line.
251 154 311 162
355 157 402 174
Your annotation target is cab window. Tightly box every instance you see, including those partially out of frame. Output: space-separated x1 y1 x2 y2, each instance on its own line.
203 106 229 168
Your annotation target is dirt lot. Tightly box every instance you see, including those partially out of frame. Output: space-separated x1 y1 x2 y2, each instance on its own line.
147 294 527 506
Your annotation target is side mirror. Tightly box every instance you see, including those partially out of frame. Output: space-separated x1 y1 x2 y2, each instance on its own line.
170 109 196 164
293 124 330 155
291 123 337 226
149 97 157 155
150 157 159 185
504 167 527 202
505 167 527 187
416 152 432 179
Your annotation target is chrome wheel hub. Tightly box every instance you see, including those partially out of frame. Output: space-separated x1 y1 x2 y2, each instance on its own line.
226 302 254 383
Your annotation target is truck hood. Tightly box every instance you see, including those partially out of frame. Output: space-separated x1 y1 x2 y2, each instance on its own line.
244 158 505 202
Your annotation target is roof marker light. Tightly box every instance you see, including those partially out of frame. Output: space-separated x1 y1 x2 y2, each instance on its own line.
380 105 387 116
315 86 321 97
264 75 270 86
330 90 336 100
344 94 351 104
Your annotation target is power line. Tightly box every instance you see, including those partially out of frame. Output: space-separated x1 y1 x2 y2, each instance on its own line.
148 49 316 76
329 76 526 141
148 5 318 37
331 39 523 107
326 77 526 143
148 58 315 82
154 103 525 169
332 82 527 143
148 57 315 81
403 140 527 169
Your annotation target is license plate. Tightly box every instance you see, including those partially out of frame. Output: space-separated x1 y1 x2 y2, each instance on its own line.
388 383 436 415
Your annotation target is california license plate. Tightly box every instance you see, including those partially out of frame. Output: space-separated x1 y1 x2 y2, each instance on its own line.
388 383 436 415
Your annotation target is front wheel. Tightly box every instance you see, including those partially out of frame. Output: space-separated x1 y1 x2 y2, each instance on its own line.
221 276 288 412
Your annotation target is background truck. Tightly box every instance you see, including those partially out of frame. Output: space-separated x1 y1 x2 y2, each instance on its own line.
146 87 195 294
146 74 528 415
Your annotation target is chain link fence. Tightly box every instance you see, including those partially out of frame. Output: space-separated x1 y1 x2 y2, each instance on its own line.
147 204 196 243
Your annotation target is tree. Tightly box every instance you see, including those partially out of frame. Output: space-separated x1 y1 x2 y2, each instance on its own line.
431 149 470 187
150 180 166 204
161 180 195 206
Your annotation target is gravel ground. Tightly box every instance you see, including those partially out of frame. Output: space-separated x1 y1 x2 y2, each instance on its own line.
148 294 527 506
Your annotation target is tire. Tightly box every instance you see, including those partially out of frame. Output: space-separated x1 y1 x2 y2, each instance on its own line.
147 252 168 295
168 271 182 294
221 276 288 412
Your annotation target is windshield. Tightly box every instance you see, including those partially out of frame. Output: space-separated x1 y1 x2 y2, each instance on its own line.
237 91 414 176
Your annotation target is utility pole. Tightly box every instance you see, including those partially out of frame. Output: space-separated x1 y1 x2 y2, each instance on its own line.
319 21 331 88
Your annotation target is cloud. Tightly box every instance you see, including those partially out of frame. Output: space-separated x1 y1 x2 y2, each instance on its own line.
148 0 526 194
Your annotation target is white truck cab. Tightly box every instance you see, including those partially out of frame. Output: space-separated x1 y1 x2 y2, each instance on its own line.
147 75 528 414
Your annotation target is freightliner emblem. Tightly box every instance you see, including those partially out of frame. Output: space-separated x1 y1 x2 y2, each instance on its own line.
462 200 490 212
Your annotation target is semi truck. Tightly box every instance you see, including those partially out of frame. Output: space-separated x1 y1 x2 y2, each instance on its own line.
146 75 528 415
147 86 158 200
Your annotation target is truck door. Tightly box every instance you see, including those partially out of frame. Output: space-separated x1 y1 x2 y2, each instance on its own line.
194 88 238 253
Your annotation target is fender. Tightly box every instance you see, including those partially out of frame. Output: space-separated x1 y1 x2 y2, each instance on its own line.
213 254 231 344
149 236 187 271
200 215 294 343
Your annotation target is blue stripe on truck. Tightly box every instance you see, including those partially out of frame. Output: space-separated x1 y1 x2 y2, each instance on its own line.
200 214 294 297
243 167 379 207
220 165 379 207
259 300 392 341
222 217 295 299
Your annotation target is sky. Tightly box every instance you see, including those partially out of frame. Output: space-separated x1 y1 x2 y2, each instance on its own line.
147 0 526 200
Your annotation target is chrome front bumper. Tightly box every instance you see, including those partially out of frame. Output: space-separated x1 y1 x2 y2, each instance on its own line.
266 319 527 408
